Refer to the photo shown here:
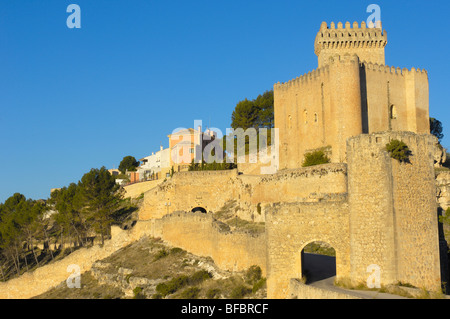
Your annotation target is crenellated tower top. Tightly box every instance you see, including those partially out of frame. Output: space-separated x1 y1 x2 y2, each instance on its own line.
315 21 388 68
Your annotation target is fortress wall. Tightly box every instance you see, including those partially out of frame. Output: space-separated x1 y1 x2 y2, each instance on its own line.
274 54 363 167
243 163 348 206
139 169 238 220
362 63 429 134
274 65 331 169
347 132 397 286
347 132 441 291
123 179 163 199
140 164 348 223
0 211 266 299
265 201 350 299
388 133 441 290
154 212 267 275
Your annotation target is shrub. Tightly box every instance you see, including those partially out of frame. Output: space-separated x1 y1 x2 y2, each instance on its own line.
252 278 267 294
179 287 201 299
153 249 169 261
302 150 330 167
190 270 212 285
386 139 411 163
170 247 185 255
156 275 189 297
245 265 262 285
206 288 221 299
229 285 252 299
132 287 145 299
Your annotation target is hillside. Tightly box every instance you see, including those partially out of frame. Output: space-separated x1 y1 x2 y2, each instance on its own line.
33 236 267 299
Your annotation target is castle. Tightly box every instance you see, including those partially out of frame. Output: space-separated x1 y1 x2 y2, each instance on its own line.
275 21 430 166
135 21 445 298
0 21 446 299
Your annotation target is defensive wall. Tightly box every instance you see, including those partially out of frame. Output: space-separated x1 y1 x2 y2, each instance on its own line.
123 179 163 199
139 164 348 222
265 131 442 298
0 211 266 299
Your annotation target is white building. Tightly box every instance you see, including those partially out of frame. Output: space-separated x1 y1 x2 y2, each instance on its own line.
137 146 171 181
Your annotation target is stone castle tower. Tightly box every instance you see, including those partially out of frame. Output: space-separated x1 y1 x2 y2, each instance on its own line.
274 21 430 167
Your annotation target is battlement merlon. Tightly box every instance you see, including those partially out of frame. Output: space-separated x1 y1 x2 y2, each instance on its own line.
315 21 388 68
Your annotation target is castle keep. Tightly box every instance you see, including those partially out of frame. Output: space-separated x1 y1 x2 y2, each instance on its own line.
275 21 430 166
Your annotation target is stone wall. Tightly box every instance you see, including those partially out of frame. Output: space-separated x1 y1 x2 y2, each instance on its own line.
151 212 266 275
139 164 348 222
265 200 350 299
123 179 163 199
347 132 441 291
140 169 238 220
0 211 267 299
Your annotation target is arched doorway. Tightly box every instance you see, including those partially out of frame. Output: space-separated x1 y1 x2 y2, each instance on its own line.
191 207 207 214
301 241 336 284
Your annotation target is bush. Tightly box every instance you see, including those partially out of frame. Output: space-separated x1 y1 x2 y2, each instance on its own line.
206 288 221 299
245 265 262 285
132 287 145 299
229 285 252 299
156 275 189 297
170 247 185 255
179 287 201 299
302 150 330 167
386 139 411 163
252 278 267 294
190 270 212 285
153 249 169 261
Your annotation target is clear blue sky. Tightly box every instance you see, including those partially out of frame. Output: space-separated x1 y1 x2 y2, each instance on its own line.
0 0 449 203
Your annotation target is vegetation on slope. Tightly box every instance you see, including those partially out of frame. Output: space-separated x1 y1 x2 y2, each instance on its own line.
34 236 266 299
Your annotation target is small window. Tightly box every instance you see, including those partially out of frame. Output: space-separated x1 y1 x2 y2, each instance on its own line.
189 148 194 154
390 105 397 119
288 115 292 129
304 110 308 124
314 113 318 123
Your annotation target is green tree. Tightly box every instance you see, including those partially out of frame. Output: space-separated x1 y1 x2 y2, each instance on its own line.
229 90 274 159
231 99 258 130
118 156 140 174
78 167 124 245
231 90 274 130
49 183 87 249
430 117 444 143
15 198 45 267
0 193 29 275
